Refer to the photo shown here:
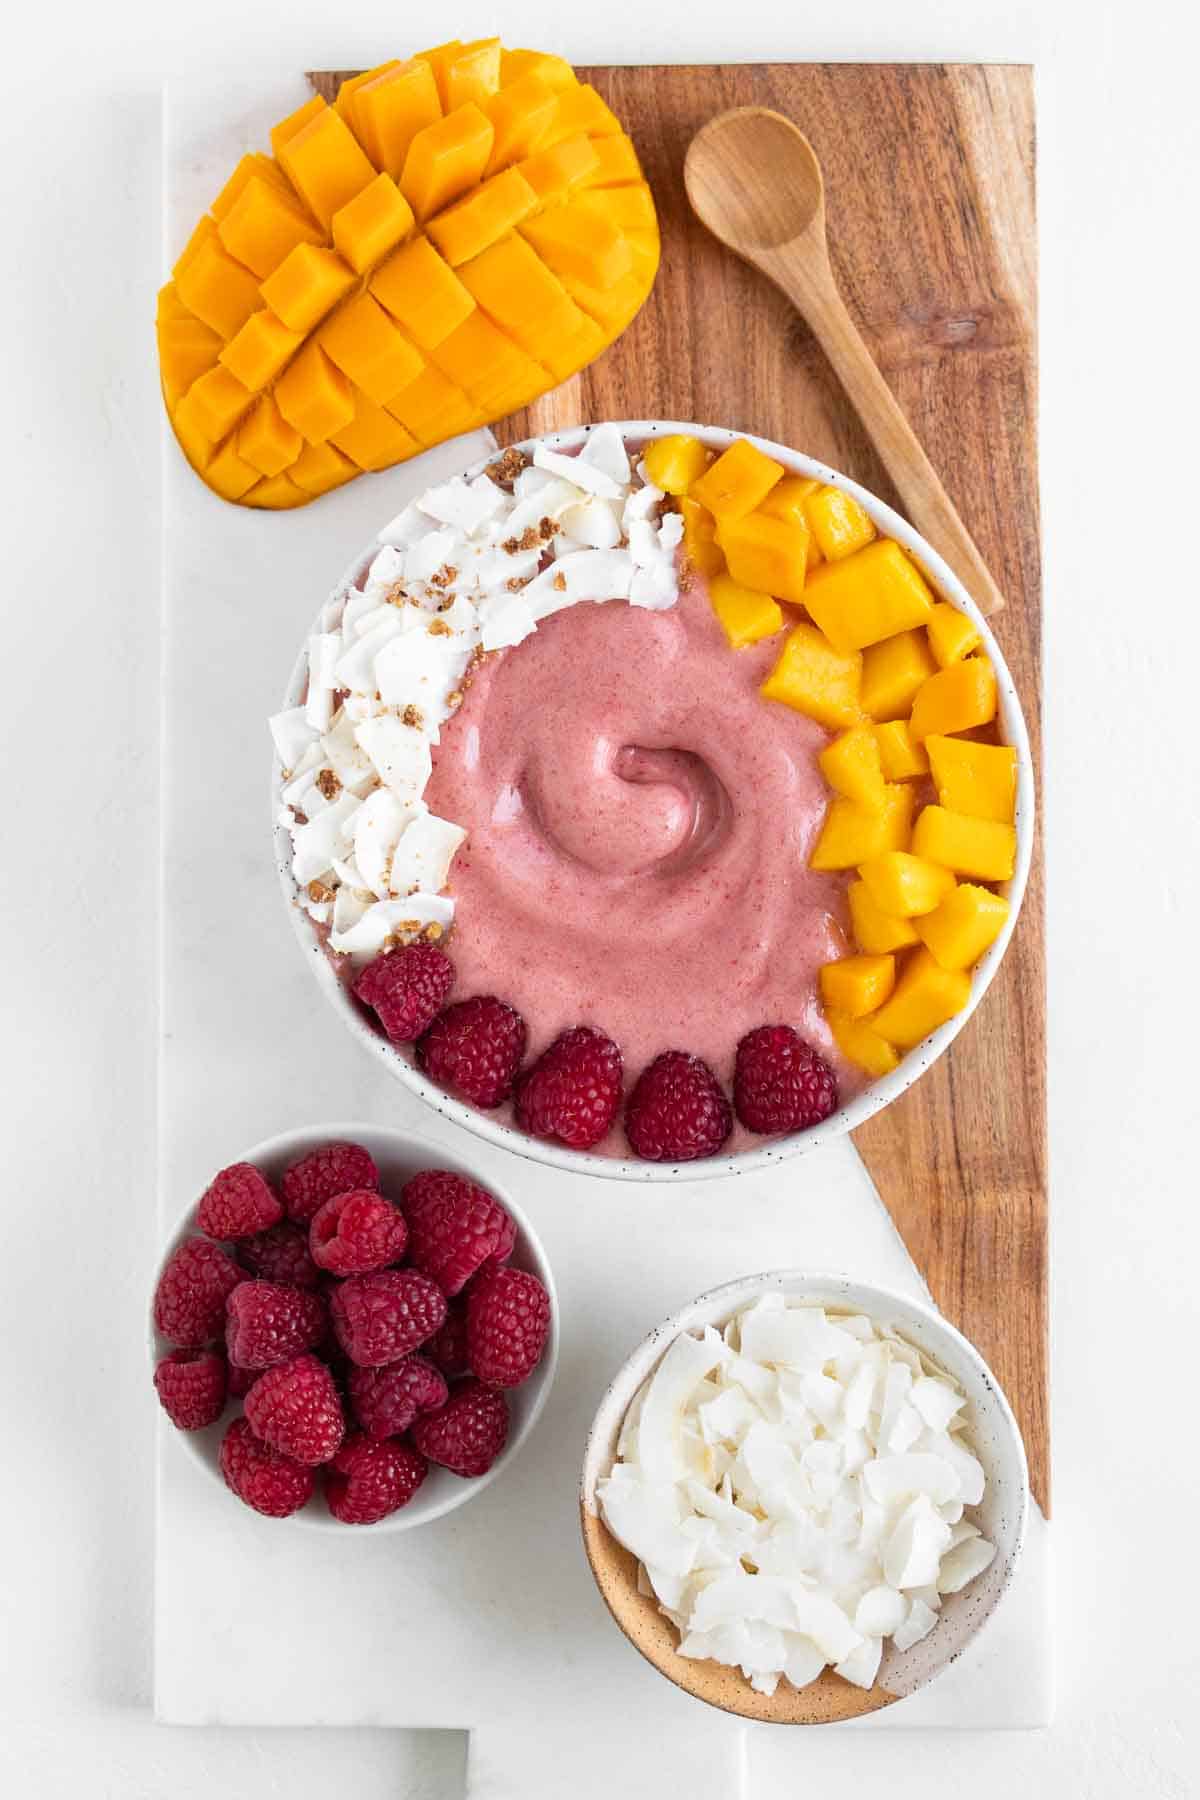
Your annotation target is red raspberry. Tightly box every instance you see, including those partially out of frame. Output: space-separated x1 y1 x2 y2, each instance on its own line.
153 1347 228 1430
225 1280 326 1370
733 1025 839 1135
348 1354 448 1440
220 1416 314 1518
154 1238 246 1347
330 1268 447 1368
227 1358 258 1399
426 1299 469 1377
402 1169 515 1296
412 1380 509 1477
624 1051 733 1162
243 1353 345 1465
353 943 455 1043
466 1267 551 1388
325 1432 428 1524
238 1221 321 1289
416 996 526 1108
309 1189 408 1276
281 1141 379 1226
196 1162 282 1240
514 1026 623 1150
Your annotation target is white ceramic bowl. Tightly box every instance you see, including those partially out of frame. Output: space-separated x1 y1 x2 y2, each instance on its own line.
273 422 1034 1183
149 1122 558 1532
580 1270 1028 1723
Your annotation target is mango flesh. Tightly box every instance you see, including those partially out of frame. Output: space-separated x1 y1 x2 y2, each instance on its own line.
827 1009 901 1078
858 851 957 918
761 623 863 730
818 725 886 809
868 949 971 1050
808 783 914 872
819 954 896 1019
803 539 935 652
917 883 1010 971
925 734 1017 823
707 572 783 649
911 804 1017 882
158 44 659 507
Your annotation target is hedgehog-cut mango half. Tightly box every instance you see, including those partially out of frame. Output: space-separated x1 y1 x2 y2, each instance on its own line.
157 40 660 507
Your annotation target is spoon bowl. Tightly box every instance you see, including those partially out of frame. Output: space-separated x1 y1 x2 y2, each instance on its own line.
684 107 826 253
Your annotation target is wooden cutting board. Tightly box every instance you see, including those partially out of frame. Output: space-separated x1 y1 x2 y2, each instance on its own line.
310 62 1047 1513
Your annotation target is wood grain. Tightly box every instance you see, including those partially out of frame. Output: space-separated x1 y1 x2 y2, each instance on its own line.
310 64 1047 1510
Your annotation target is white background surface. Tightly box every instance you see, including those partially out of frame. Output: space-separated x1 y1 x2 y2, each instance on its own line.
1 0 1197 1795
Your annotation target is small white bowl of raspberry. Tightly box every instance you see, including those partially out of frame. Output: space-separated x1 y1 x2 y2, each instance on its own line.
149 1123 558 1531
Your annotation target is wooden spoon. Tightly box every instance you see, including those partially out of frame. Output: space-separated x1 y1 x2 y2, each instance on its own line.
684 106 1005 616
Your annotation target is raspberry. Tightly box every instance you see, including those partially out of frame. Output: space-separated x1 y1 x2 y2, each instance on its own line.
401 1169 516 1297
416 996 526 1108
219 1416 314 1518
225 1280 326 1370
153 1347 228 1430
238 1221 321 1289
733 1025 839 1135
624 1051 733 1162
196 1162 283 1240
309 1189 408 1276
348 1354 448 1440
412 1379 509 1477
426 1299 469 1377
467 1267 552 1388
330 1268 447 1368
154 1238 246 1347
353 943 455 1043
227 1358 258 1399
325 1432 428 1524
514 1026 623 1150
243 1353 345 1465
281 1141 379 1225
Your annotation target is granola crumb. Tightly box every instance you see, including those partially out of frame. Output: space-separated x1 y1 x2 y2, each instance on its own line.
307 879 335 905
427 616 452 636
401 704 424 730
446 689 463 709
429 564 457 589
423 922 444 942
506 576 528 592
516 525 540 551
315 768 341 800
485 446 530 488
501 536 520 555
552 571 567 592
537 516 556 541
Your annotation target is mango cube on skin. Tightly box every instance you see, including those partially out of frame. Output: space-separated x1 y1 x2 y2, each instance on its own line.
273 342 355 444
401 104 496 223
576 131 642 187
331 173 416 274
911 805 1017 882
386 363 482 446
803 538 936 653
371 236 476 350
244 470 310 510
869 948 972 1050
809 783 914 872
318 294 425 406
437 37 503 111
860 628 938 721
916 883 1011 971
237 394 303 478
819 954 896 1020
182 363 256 440
157 316 222 409
276 106 378 230
204 438 261 501
330 389 421 472
643 434 710 496
288 438 358 499
847 879 921 954
269 94 326 158
679 497 723 577
910 655 997 742
217 176 324 281
926 734 1017 824
761 623 863 730
874 718 929 781
174 235 263 342
352 60 443 179
517 133 599 204
334 61 401 130
717 511 810 606
806 485 877 562
859 851 957 918
484 71 559 175
427 168 538 268
457 234 597 382
218 309 304 392
521 202 632 290
826 1009 901 1079
818 725 886 809
500 47 577 90
927 601 982 668
259 244 356 335
691 438 785 520
538 83 623 148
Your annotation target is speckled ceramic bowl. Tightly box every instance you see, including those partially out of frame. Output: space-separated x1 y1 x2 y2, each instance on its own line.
273 422 1034 1182
580 1270 1028 1722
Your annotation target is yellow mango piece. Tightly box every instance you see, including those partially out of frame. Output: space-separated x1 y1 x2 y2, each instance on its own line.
679 497 723 577
401 104 494 223
717 511 810 605
427 37 502 111
577 132 643 187
371 236 476 348
869 948 971 1050
218 309 304 392
270 95 326 157
911 805 1017 882
217 176 324 280
827 1009 901 1078
210 153 297 224
427 167 538 266
708 573 783 649
244 471 310 510
276 106 378 229
761 623 863 730
925 734 1017 824
860 628 938 722
804 539 936 652
329 388 420 471
927 600 982 667
386 363 482 445
557 237 659 333
181 363 255 440
520 201 632 289
259 244 355 334
575 185 657 233
692 438 785 520
352 60 443 178
427 309 548 413
758 476 818 523
484 72 557 174
288 438 359 498
172 215 221 280
847 879 921 955
643 435 709 496
457 233 597 382
318 293 425 406
820 954 896 1020
518 133 600 203
204 438 261 501
916 883 1011 971
806 486 877 562
334 61 401 131
809 784 914 872
157 316 222 409
274 342 355 443
237 394 303 477
910 655 998 742
819 726 886 809
500 48 577 90
174 234 262 341
859 851 957 918
330 173 415 274
170 392 216 470
874 718 930 781
538 84 622 148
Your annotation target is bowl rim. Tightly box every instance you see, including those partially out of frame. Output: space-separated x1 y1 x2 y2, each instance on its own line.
150 1120 560 1533
579 1267 1030 1722
272 420 1034 1182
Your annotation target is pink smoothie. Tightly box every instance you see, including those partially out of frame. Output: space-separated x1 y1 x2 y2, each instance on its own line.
423 569 867 1154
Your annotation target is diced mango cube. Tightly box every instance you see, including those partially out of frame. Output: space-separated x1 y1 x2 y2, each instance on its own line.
274 342 355 443
329 388 420 471
218 309 304 392
210 153 296 224
517 133 600 203
437 37 502 111
576 186 657 234
244 471 310 510
820 954 896 1019
371 236 476 348
803 539 935 652
909 655 998 741
874 719 930 780
521 201 632 289
157 316 222 409
869 948 971 1050
577 133 642 189
319 293 425 404
538 84 623 148
847 879 921 954
237 393 303 477
925 734 1017 823
269 95 326 157
181 363 255 439
926 600 982 667
457 233 594 381
174 235 262 341
259 244 355 334
827 1009 901 1078
217 176 324 280
708 573 783 649
911 805 1017 881
679 497 723 577
334 61 402 131
288 438 359 498
169 392 216 470
758 475 819 521
352 60 443 179
500 47 577 90
276 106 378 229
859 851 957 918
716 511 810 605
330 173 415 274
760 623 863 730
643 435 709 496
427 308 548 412
691 438 784 520
401 104 494 222
386 362 482 445
806 486 877 561
818 725 886 809
859 628 938 722
809 783 914 871
428 167 538 266
204 438 261 500
484 71 559 174
916 883 1011 971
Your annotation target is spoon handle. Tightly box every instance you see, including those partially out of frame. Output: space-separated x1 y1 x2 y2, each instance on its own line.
767 248 1006 617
